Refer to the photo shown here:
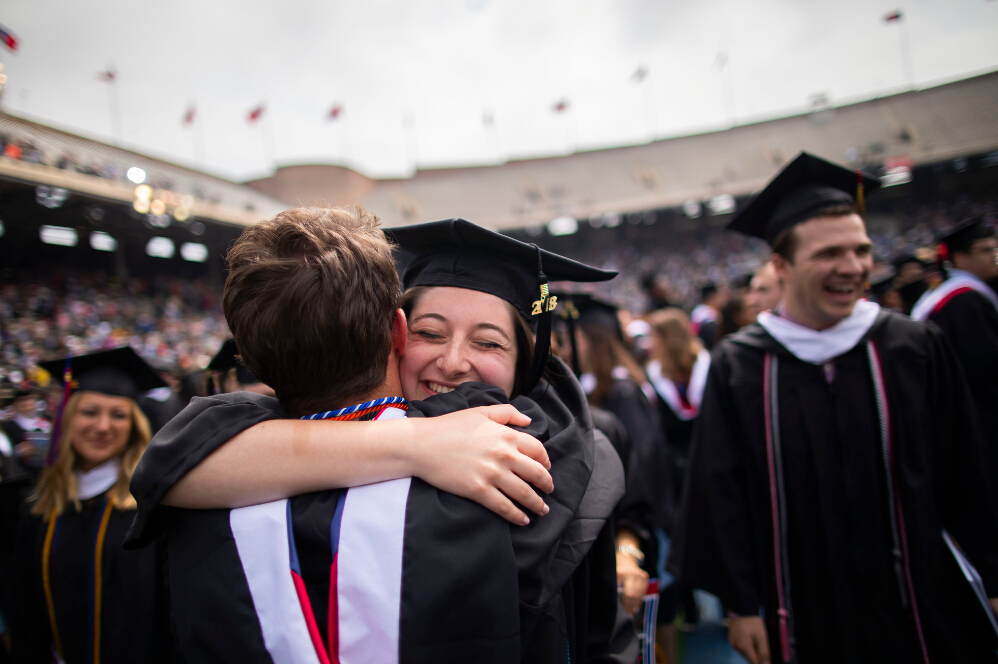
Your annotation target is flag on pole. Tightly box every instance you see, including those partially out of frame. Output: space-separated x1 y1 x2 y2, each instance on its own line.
0 24 18 52
327 104 343 120
96 68 117 83
631 65 649 83
247 104 265 123
883 10 903 22
552 99 569 113
182 106 197 125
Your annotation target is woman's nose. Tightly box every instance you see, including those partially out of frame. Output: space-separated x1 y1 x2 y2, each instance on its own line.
437 341 470 375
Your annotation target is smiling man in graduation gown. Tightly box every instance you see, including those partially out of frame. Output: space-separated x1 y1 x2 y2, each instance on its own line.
126 208 636 664
911 217 998 496
670 152 998 664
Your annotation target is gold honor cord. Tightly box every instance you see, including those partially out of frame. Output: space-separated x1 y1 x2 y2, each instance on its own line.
42 498 115 664
42 508 64 658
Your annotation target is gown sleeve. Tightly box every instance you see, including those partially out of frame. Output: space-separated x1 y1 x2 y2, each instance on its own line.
925 322 998 597
668 346 763 616
125 392 285 548
929 291 998 388
10 507 51 663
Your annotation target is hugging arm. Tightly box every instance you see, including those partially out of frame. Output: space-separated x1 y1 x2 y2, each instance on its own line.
128 392 552 543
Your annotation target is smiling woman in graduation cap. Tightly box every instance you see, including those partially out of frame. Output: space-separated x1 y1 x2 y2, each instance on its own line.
12 346 177 664
125 217 637 663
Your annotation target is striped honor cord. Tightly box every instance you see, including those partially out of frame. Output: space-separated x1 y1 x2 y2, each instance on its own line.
301 396 409 421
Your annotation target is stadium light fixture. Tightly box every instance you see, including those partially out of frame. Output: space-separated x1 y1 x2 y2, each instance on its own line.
683 200 702 219
135 184 152 200
588 214 604 228
180 242 209 263
189 221 206 236
133 199 151 214
706 194 736 215
603 212 622 228
173 206 191 222
127 167 147 184
547 215 579 236
150 199 166 216
90 231 117 252
39 225 78 247
145 236 175 259
36 186 69 209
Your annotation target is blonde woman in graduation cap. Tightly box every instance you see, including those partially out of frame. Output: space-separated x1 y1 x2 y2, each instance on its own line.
12 347 177 664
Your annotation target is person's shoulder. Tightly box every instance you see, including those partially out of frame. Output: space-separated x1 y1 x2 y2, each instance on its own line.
933 288 998 319
873 308 943 360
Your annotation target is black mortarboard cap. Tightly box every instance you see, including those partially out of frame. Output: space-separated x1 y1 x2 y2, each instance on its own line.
937 216 993 255
555 293 624 341
727 152 881 245
207 339 258 385
388 219 616 320
387 218 617 391
869 270 897 299
891 251 931 271
39 346 167 402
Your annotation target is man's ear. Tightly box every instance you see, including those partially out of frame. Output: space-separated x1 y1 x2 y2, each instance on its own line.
771 252 789 283
391 308 407 357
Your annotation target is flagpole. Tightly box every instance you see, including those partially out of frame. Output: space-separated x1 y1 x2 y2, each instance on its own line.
107 69 122 146
715 51 735 127
261 108 275 173
899 17 915 90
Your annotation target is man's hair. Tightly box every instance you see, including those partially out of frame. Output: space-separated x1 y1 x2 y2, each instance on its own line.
700 282 718 302
223 206 401 417
771 204 857 263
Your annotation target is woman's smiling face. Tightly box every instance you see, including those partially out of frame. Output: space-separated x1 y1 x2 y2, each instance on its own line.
70 391 133 471
401 287 518 400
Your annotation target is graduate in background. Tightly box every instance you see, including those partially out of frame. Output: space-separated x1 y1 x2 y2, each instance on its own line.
670 152 998 664
12 347 177 664
205 339 275 397
911 216 998 497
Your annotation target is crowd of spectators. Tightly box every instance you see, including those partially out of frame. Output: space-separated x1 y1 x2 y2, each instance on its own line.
1 270 228 393
0 130 221 205
1 194 995 397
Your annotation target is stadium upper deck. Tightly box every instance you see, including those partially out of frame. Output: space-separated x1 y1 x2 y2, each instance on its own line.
248 70 998 230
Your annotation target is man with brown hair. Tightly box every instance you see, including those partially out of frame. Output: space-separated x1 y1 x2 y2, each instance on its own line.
129 205 634 663
671 153 998 664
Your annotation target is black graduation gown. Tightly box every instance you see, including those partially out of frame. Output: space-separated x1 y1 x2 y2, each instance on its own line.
126 362 637 664
670 311 998 663
11 496 177 664
597 378 671 537
927 289 998 497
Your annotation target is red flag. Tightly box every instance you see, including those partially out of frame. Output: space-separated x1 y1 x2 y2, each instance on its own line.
0 25 18 52
182 106 196 125
96 68 117 82
883 10 902 22
552 99 569 113
247 104 265 123
328 104 343 120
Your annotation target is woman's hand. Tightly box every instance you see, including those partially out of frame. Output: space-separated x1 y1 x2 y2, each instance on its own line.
407 405 553 526
614 527 649 616
615 552 649 616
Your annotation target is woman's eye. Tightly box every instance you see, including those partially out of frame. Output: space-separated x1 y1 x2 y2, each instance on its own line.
476 340 503 350
415 330 443 341
79 410 97 417
112 411 129 420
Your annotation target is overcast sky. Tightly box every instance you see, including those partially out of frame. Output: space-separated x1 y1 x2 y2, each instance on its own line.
2 0 996 182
